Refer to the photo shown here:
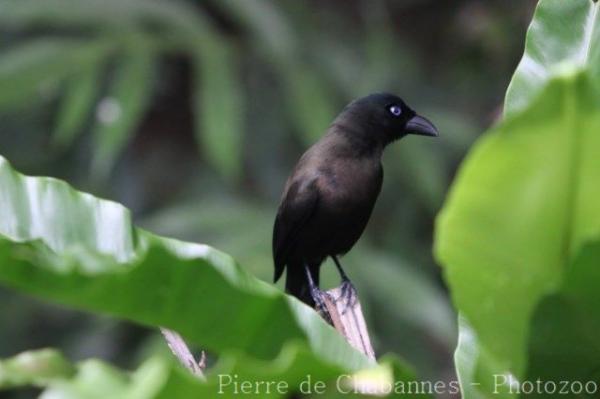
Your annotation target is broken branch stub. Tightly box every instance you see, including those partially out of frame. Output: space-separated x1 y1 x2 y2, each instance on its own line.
322 286 376 361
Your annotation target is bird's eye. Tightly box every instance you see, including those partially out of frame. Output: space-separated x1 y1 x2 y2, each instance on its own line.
388 105 402 116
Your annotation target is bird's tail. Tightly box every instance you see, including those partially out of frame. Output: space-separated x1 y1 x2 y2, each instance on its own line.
285 262 319 307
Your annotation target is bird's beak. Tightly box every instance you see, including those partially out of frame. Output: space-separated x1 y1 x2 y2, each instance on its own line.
406 114 438 137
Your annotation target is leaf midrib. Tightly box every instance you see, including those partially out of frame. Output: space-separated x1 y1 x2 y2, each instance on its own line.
562 0 598 271
580 1 599 66
560 81 578 273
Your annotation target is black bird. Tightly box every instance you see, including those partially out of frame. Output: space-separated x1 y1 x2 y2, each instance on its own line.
272 93 438 310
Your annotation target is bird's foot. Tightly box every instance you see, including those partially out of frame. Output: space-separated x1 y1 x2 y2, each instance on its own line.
311 286 333 325
337 278 358 315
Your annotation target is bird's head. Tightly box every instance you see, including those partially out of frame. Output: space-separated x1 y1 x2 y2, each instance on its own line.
334 93 438 148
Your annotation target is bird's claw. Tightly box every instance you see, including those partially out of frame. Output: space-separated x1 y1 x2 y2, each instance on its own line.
311 286 333 324
337 279 358 315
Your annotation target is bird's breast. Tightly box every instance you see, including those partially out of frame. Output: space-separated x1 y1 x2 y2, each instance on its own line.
317 158 382 212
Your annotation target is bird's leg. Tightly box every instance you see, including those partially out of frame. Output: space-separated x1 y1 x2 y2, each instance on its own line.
304 264 333 324
332 255 357 314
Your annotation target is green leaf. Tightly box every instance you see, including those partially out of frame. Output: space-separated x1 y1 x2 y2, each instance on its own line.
0 351 178 398
0 0 203 33
0 348 75 389
436 69 600 383
91 41 155 179
436 2 600 389
0 39 111 110
211 0 337 146
205 345 423 398
53 64 104 149
0 155 373 381
0 0 133 30
211 0 296 61
453 316 515 399
1 348 422 398
504 0 600 116
192 44 244 180
453 317 486 399
282 67 337 145
524 240 600 393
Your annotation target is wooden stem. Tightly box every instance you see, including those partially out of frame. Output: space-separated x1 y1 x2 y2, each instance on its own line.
321 286 376 360
160 327 206 380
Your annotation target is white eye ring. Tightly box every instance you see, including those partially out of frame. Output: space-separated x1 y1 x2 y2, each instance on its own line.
389 105 402 116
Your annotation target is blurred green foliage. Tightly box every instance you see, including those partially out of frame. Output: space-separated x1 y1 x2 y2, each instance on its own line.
0 0 538 397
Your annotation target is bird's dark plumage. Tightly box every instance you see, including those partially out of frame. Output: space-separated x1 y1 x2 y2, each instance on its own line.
273 93 437 306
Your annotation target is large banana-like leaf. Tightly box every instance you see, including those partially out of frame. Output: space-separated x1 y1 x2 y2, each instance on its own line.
436 0 600 395
0 155 376 380
438 70 600 388
504 0 600 116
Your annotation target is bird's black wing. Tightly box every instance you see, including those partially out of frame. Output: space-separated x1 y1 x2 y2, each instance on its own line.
272 178 319 283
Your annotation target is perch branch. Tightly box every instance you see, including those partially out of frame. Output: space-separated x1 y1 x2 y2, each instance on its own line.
321 287 376 360
160 327 206 380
